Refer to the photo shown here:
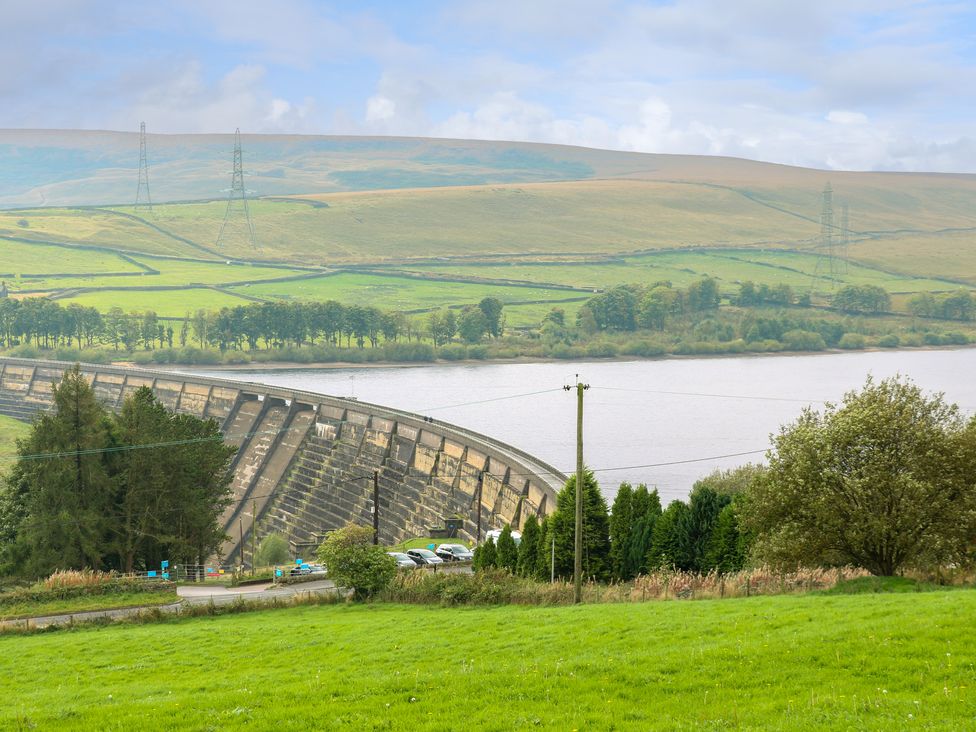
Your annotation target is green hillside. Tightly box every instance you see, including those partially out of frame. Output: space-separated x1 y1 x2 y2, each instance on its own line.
0 133 973 324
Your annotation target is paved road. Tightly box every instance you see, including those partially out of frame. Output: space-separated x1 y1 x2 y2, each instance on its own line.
0 579 338 631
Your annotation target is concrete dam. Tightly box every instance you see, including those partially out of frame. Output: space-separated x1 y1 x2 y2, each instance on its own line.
0 357 565 562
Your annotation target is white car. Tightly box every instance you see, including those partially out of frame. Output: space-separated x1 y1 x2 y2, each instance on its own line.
484 529 522 546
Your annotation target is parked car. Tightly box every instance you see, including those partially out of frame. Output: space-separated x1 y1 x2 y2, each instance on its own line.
387 551 417 569
406 548 444 566
435 544 474 562
290 563 327 576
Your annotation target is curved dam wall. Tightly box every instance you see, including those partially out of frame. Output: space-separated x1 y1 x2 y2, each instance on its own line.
0 357 564 562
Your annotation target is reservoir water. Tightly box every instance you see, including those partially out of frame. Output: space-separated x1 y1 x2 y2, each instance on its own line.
188 349 976 503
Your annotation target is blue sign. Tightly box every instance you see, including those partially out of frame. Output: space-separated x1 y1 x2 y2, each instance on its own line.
162 572 170 580
147 570 157 578
427 544 435 551
161 560 169 569
275 569 283 577
296 558 303 565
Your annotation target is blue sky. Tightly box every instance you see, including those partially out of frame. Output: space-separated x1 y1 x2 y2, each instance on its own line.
3 0 975 171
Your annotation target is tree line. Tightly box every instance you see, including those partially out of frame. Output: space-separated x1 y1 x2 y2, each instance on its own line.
0 366 235 577
473 466 756 582
0 296 505 352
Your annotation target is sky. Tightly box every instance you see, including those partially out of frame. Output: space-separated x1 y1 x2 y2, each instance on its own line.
3 0 975 172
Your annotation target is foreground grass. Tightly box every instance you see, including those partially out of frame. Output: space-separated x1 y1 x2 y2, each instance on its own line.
0 590 178 621
2 591 974 730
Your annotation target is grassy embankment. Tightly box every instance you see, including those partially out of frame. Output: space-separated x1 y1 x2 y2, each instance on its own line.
1 589 973 729
0 590 177 621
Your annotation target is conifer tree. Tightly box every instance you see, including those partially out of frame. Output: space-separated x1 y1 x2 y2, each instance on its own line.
496 524 519 573
549 470 611 581
516 514 541 577
472 537 497 572
609 482 634 581
17 365 114 574
624 485 662 578
648 500 694 571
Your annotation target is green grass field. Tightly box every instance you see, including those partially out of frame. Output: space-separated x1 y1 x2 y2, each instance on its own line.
0 414 29 462
0 240 144 276
413 249 959 295
2 591 973 730
56 288 259 317
230 272 586 312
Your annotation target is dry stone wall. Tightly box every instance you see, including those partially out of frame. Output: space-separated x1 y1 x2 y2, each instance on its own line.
0 357 564 562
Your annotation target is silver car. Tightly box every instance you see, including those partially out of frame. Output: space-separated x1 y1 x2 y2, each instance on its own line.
406 548 444 566
435 544 474 562
387 551 418 569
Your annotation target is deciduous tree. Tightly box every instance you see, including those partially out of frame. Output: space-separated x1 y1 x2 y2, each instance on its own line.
741 375 976 575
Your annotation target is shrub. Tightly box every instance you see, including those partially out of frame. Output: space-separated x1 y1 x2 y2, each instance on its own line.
438 344 468 361
585 341 618 358
619 340 666 357
316 524 396 600
255 533 290 567
837 333 866 349
877 334 900 348
781 329 826 351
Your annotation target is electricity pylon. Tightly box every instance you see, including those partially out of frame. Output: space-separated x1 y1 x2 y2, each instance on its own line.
135 122 152 214
839 201 850 275
812 182 839 289
216 128 257 249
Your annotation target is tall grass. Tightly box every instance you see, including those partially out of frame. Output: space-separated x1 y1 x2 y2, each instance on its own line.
379 566 872 606
43 569 116 590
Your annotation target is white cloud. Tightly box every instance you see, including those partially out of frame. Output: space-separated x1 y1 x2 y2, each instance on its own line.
365 95 396 123
827 110 869 125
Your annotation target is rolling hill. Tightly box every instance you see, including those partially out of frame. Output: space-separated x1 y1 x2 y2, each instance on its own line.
0 130 973 319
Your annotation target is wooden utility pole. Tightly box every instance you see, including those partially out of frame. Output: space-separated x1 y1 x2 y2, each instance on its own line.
251 499 257 576
564 377 589 604
239 518 244 571
476 470 484 543
372 470 380 545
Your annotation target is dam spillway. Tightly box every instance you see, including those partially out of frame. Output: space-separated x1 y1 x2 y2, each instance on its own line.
0 357 565 562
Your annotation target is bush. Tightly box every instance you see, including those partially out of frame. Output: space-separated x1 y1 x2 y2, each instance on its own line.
585 341 618 358
221 350 251 365
837 333 866 349
547 344 586 359
316 524 396 600
619 340 666 357
781 329 826 351
255 533 290 567
438 344 468 361
382 342 435 362
877 334 900 348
